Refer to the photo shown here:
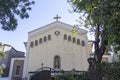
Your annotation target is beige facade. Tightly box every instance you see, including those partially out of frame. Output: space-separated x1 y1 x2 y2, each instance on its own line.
88 41 93 54
26 21 89 76
9 58 24 80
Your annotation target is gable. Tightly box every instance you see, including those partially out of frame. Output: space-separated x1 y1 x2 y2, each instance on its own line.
27 21 89 72
28 21 87 38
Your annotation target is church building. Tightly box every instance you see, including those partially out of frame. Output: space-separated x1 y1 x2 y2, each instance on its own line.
24 15 89 79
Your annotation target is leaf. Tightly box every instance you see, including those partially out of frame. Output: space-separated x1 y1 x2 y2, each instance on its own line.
72 0 77 3
71 27 79 36
0 0 34 31
0 66 3 75
0 42 2 47
0 51 5 57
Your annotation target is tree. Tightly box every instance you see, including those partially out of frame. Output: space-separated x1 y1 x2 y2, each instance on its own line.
0 0 34 76
68 0 120 80
0 42 5 75
0 0 34 31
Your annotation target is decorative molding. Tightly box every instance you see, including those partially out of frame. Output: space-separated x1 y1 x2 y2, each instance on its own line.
28 21 87 38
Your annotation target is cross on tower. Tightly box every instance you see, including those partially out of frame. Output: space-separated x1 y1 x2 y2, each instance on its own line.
54 14 61 21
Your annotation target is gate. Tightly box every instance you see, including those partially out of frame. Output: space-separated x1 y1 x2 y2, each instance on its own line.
30 67 55 80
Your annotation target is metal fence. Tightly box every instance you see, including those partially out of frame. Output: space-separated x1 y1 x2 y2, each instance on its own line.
29 67 86 80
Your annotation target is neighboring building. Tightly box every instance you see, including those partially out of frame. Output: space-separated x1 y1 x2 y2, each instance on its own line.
9 58 25 80
0 44 25 80
88 41 113 63
24 20 89 79
113 51 120 62
88 41 93 54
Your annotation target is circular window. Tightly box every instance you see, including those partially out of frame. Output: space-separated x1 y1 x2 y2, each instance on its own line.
54 31 60 36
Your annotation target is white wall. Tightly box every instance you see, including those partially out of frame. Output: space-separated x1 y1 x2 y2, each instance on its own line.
28 27 88 72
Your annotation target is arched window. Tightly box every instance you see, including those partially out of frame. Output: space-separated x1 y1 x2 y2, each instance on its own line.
77 39 80 45
30 41 34 47
48 35 51 40
54 55 61 69
81 40 85 46
39 38 42 44
68 36 71 41
44 36 47 42
64 34 67 40
35 40 38 46
73 37 76 43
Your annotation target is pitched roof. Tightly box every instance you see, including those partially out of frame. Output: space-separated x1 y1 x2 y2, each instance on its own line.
28 21 87 37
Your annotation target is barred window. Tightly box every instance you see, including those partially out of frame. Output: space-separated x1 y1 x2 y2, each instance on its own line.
73 37 76 43
39 38 42 44
35 40 38 46
64 34 67 40
77 39 80 45
44 36 47 42
81 40 85 46
48 35 51 40
30 42 34 47
68 36 71 41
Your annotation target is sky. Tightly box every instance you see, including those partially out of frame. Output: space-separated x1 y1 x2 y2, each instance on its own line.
0 0 91 52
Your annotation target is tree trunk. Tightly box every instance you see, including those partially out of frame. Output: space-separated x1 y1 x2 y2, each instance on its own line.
88 25 107 80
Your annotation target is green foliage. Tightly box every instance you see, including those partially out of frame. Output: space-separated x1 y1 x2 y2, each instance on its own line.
0 42 4 75
55 63 120 80
0 51 5 57
0 42 5 57
0 42 2 47
55 72 88 80
100 62 120 80
72 26 79 36
0 0 35 31
68 0 120 53
68 1 120 80
0 66 3 75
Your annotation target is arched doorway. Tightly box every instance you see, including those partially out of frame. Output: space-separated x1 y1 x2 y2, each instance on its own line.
54 55 61 69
